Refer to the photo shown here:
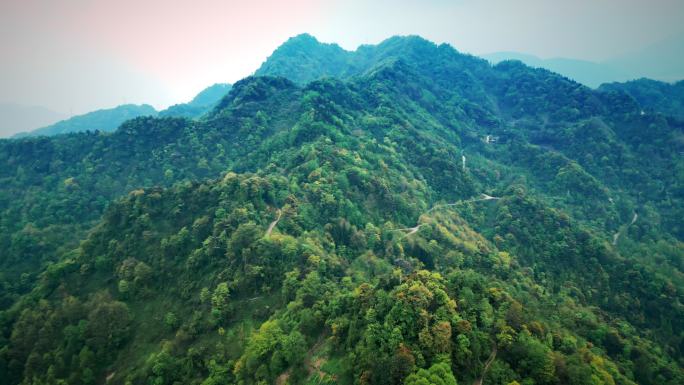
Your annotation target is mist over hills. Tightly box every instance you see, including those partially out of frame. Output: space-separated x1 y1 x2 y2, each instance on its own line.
483 32 684 89
8 32 681 139
12 104 158 138
480 52 634 88
0 34 682 385
605 32 684 83
12 83 232 138
0 103 67 138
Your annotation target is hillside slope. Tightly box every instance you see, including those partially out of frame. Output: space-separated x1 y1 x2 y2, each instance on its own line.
599 78 684 119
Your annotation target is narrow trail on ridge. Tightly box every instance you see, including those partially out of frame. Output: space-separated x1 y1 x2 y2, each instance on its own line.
393 193 501 237
473 344 497 385
265 209 282 237
612 212 638 246
304 335 332 382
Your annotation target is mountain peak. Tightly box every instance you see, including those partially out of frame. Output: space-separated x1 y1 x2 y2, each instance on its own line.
211 76 297 115
376 34 435 49
287 33 320 44
256 34 454 85
273 33 344 53
255 34 350 84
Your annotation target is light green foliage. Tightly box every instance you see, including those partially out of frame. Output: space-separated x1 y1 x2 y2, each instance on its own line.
404 362 457 385
164 312 178 330
234 320 306 384
211 282 231 321
118 279 130 295
200 287 211 303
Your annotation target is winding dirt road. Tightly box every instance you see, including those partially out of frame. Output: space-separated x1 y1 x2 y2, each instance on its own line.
612 212 638 246
304 335 332 382
426 194 500 214
473 344 497 385
395 223 429 235
394 193 501 237
265 209 282 237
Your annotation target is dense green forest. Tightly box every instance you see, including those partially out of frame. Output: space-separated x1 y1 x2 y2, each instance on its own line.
0 34 682 385
599 79 684 119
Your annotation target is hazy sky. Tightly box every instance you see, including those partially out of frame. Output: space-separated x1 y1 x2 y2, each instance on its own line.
1 0 683 115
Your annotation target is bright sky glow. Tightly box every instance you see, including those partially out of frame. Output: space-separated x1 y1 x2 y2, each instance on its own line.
1 0 682 115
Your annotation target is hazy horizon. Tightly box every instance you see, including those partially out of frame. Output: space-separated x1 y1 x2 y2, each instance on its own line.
1 0 683 118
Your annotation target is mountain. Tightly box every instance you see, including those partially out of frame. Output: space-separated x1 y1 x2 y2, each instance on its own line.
159 83 232 118
605 32 684 83
11 83 232 138
0 35 682 385
0 103 67 138
481 52 634 88
483 33 684 89
14 104 158 137
254 33 354 83
188 83 233 106
255 34 478 85
599 78 684 119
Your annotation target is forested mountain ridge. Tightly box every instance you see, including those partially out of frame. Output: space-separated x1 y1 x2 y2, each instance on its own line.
159 83 233 119
13 104 158 138
481 52 634 88
11 83 234 138
599 78 684 119
0 34 682 385
255 33 489 86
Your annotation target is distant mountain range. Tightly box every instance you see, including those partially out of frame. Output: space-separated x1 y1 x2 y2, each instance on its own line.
11 83 232 138
0 103 67 137
12 104 158 138
605 32 684 83
482 32 684 88
480 52 633 88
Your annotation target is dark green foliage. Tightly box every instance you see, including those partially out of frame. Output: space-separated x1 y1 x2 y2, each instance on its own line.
600 78 684 119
